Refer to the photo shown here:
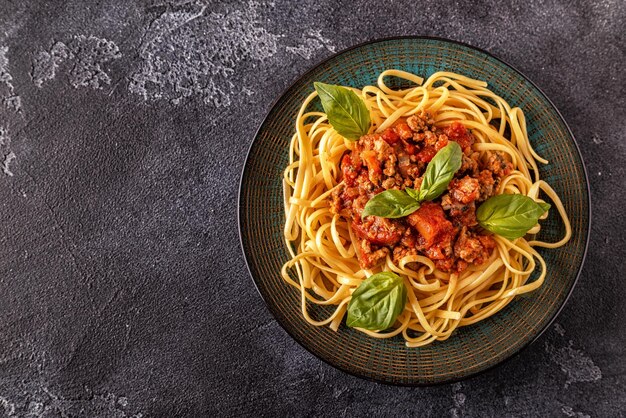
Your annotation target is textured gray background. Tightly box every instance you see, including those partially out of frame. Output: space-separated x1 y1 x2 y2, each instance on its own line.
0 0 624 417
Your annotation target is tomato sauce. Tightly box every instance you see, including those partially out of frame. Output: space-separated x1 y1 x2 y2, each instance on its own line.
329 110 512 272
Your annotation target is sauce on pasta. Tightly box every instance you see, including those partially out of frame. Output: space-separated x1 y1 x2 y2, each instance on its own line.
330 113 506 273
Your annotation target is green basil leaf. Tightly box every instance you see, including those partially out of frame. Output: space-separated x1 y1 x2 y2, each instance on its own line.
418 141 463 202
405 187 420 201
477 194 551 240
347 272 407 330
314 82 371 141
361 190 420 219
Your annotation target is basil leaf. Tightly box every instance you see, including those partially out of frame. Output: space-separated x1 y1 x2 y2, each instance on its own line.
314 82 371 141
418 141 463 201
361 190 420 219
405 187 420 201
477 194 551 240
347 272 407 330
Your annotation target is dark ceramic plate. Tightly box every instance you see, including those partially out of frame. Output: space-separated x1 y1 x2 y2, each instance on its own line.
238 37 590 385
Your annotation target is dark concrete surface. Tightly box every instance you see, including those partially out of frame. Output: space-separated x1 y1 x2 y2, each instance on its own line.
0 0 624 417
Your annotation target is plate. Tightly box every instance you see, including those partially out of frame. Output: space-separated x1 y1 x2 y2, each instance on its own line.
238 37 590 385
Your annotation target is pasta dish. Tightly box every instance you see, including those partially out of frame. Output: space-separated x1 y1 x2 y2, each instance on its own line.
281 70 571 347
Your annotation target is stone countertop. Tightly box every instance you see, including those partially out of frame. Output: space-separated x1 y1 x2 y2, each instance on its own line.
0 1 624 417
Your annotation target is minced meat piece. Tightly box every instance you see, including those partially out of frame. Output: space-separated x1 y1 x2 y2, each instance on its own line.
406 110 435 132
448 176 480 204
476 170 496 201
382 177 397 190
358 240 390 269
459 152 480 176
482 151 513 178
441 194 478 227
454 227 496 266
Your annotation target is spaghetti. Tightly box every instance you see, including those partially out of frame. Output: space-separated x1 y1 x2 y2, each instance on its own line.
281 70 571 347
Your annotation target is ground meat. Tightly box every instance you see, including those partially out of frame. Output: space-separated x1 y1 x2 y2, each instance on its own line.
399 227 417 247
443 176 480 227
382 177 396 190
356 134 381 152
406 164 421 179
330 117 504 272
448 176 480 204
434 258 458 272
412 133 424 143
358 240 390 269
482 151 513 178
476 170 495 201
329 185 343 215
459 152 480 176
441 194 478 227
393 247 418 265
351 194 370 216
352 216 405 246
383 153 397 176
423 131 438 147
454 227 496 266
354 170 376 194
396 150 411 177
406 110 435 132
454 203 477 227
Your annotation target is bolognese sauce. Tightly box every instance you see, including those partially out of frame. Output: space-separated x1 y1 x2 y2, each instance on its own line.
330 110 512 272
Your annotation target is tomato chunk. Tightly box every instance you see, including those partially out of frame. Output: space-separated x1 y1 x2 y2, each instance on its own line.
341 154 359 186
352 217 404 246
382 128 400 144
415 136 448 163
444 121 474 152
395 123 413 140
415 146 436 163
361 150 382 175
407 202 454 248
